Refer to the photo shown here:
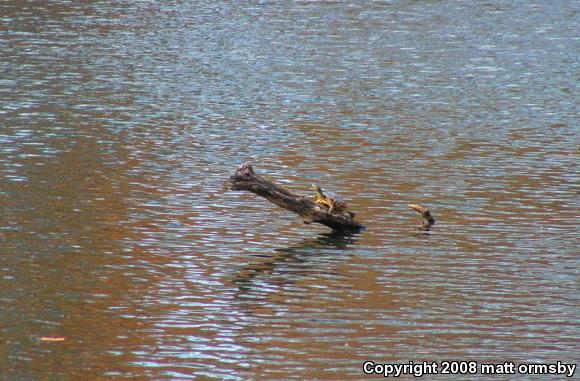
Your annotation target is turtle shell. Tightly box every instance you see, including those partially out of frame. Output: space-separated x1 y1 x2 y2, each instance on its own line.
322 189 343 203
322 188 349 212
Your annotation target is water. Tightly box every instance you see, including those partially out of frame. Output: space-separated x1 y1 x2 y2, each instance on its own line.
1 1 578 380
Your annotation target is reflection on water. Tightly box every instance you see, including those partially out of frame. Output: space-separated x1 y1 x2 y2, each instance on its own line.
233 231 358 306
1 0 578 379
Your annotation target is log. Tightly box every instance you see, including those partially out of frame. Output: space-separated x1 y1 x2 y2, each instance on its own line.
223 162 365 232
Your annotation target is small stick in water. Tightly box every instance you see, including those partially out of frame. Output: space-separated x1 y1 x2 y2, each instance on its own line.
408 203 435 230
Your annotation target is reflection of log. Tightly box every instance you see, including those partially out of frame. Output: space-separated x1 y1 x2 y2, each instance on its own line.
408 203 435 230
233 231 357 301
223 162 364 232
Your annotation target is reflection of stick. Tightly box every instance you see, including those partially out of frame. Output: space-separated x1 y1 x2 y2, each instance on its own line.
223 162 364 232
408 204 435 230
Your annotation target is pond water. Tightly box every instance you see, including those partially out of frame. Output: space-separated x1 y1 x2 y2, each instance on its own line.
1 1 578 380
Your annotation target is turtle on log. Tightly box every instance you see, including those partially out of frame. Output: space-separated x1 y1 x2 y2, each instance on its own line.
312 184 353 217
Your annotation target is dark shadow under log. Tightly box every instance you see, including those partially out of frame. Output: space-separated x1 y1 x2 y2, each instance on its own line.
223 163 365 232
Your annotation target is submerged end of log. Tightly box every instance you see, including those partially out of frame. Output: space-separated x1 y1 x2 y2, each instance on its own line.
223 162 365 232
408 203 435 230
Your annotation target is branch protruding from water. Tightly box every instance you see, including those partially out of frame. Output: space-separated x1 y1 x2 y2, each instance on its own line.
408 203 436 230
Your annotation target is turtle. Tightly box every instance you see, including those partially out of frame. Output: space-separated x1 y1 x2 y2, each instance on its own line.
312 184 351 215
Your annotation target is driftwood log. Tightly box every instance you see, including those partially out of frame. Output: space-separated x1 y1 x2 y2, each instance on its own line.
223 162 365 232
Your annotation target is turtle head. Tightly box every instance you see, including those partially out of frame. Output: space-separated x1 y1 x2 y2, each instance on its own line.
312 184 322 193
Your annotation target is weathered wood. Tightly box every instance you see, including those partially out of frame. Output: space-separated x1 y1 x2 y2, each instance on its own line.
408 203 435 230
223 162 365 232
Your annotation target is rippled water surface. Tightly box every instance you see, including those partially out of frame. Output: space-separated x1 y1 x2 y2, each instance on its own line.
1 1 578 380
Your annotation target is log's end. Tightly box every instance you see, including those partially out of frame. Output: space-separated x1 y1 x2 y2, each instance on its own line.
236 162 255 178
222 162 257 192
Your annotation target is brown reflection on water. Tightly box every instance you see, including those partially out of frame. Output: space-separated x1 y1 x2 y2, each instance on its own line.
0 131 169 379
